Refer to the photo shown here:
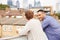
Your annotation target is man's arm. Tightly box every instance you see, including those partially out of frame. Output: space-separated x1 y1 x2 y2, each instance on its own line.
18 23 31 35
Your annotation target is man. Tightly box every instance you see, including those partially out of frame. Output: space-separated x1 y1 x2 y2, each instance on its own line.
37 10 60 40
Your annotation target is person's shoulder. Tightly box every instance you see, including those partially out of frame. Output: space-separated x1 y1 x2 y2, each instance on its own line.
32 19 40 22
29 19 40 23
43 16 54 22
26 19 40 26
46 16 54 19
47 16 53 18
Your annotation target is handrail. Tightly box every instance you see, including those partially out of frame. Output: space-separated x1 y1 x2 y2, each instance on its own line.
0 24 25 26
0 35 27 40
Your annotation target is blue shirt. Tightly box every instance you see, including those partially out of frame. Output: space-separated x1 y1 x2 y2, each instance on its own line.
42 16 60 40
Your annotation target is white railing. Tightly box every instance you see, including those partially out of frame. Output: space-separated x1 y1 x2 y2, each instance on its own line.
0 35 27 40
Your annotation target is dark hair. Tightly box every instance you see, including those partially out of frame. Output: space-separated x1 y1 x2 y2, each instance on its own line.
25 10 34 20
37 9 46 13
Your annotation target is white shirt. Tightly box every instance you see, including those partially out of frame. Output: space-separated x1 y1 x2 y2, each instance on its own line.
19 18 48 40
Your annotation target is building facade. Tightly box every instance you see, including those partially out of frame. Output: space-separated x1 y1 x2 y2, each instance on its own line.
34 0 41 7
7 0 13 7
16 0 20 10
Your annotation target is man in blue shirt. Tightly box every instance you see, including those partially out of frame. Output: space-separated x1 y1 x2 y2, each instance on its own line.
37 10 60 40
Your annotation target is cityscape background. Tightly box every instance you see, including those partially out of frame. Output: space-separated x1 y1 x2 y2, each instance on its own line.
0 0 60 11
0 0 60 39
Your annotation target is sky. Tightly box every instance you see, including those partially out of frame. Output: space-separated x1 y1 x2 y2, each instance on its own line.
0 0 59 11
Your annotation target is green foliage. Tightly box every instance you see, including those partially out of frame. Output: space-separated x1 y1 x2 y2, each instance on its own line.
55 13 60 19
0 4 10 10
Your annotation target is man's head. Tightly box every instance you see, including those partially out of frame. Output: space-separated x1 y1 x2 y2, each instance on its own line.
37 10 46 21
25 10 34 20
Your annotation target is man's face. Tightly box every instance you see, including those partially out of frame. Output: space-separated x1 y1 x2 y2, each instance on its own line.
37 12 45 21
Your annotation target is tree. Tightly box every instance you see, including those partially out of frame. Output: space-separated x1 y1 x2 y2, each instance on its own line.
0 4 10 10
55 13 60 19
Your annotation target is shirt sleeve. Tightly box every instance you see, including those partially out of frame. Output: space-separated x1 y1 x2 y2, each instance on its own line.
18 22 31 35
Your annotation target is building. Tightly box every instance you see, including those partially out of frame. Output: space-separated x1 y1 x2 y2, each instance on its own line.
7 0 13 7
56 1 60 13
29 6 53 15
23 0 29 9
29 4 32 8
7 0 19 10
16 0 20 10
34 0 41 7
